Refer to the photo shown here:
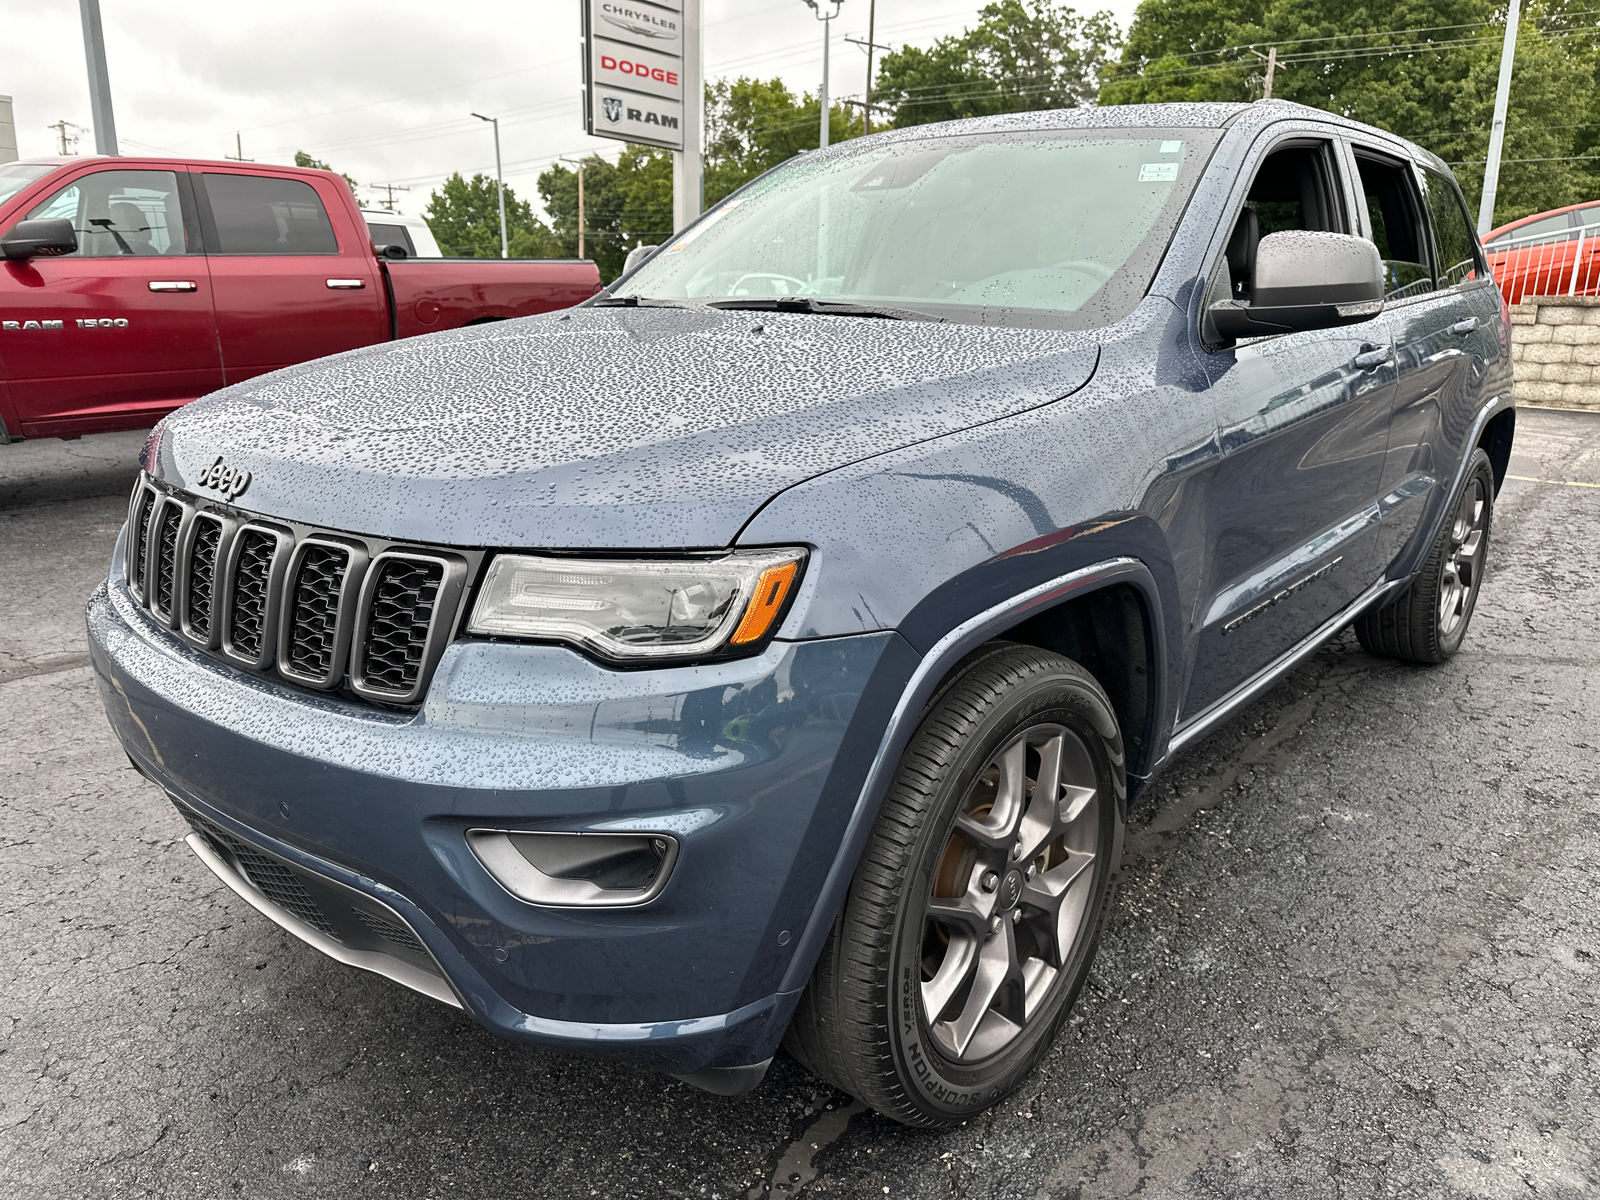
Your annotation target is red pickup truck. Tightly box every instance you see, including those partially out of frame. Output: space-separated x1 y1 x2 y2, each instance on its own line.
0 156 600 441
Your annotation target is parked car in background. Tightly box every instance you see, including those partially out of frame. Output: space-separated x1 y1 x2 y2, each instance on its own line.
0 157 600 442
1484 199 1600 303
360 207 444 259
89 100 1513 1126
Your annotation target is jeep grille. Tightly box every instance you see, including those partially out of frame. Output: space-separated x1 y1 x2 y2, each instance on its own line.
124 475 473 707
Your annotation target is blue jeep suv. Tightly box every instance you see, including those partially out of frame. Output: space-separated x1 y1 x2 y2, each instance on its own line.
88 101 1513 1126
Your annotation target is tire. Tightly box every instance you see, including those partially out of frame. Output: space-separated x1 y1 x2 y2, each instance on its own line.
1355 448 1496 664
783 644 1127 1127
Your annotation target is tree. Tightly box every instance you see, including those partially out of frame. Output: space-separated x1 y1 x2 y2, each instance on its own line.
1100 0 1600 226
423 172 555 258
874 0 1119 127
703 76 858 202
293 150 359 194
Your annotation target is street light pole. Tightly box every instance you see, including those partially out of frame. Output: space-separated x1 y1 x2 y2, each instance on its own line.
79 0 118 155
1478 0 1522 235
471 112 508 258
804 0 844 150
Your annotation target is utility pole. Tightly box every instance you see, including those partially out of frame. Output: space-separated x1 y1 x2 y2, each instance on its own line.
559 157 588 260
865 0 876 134
472 112 508 258
805 0 845 149
673 0 704 233
79 0 118 154
1478 0 1522 234
369 183 410 212
846 27 893 135
1250 47 1277 100
225 132 253 162
49 119 85 156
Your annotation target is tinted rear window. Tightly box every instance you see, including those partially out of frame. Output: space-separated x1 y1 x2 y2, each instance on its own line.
366 221 416 256
202 174 338 254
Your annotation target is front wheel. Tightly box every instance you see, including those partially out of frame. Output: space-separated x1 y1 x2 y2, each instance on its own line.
1355 448 1496 663
783 645 1126 1127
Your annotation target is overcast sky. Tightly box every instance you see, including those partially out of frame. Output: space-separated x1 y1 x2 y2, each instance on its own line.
2 0 1140 223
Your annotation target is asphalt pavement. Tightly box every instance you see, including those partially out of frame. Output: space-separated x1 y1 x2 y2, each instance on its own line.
1 411 1596 1199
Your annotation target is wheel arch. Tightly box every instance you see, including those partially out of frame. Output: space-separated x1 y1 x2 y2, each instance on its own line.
1477 406 1515 494
777 556 1169 996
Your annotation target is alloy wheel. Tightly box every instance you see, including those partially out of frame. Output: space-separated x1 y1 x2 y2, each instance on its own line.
1439 476 1488 637
918 723 1101 1062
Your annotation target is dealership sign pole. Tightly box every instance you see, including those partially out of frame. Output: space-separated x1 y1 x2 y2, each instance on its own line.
582 0 701 234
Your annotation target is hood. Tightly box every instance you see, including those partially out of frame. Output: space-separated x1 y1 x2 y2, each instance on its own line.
148 305 1099 548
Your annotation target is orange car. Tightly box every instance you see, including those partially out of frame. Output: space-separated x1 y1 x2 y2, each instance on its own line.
1484 199 1600 303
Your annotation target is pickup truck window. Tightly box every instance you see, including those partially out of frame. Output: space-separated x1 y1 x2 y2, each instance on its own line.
366 221 416 257
0 163 54 209
201 173 339 255
622 128 1221 331
24 169 192 256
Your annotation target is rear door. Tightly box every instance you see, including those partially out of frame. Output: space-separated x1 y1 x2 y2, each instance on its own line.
1351 147 1500 571
1183 132 1398 720
0 166 221 437
196 170 387 384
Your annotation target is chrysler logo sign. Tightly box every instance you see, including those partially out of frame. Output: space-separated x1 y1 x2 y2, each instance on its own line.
599 3 679 41
194 454 252 501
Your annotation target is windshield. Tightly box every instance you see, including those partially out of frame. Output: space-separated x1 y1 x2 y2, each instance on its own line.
0 164 55 211
620 128 1220 330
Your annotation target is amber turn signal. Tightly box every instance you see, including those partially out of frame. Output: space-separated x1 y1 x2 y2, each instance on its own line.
730 560 801 645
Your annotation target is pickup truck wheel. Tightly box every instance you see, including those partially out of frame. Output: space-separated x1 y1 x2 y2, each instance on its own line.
1355 448 1495 664
783 645 1126 1127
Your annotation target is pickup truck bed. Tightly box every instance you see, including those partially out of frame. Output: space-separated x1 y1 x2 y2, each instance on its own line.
0 156 600 441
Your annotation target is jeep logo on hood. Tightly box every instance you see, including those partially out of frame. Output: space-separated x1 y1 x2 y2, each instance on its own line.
194 455 251 501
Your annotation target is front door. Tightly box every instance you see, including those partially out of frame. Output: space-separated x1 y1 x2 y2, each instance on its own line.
1184 136 1397 719
0 167 222 437
195 170 387 385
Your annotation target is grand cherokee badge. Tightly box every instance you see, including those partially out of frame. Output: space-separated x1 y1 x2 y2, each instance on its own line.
194 455 251 501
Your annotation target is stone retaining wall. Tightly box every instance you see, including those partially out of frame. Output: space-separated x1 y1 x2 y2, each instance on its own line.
1510 295 1600 411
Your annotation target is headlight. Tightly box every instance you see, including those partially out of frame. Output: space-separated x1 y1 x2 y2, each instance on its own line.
466 548 806 663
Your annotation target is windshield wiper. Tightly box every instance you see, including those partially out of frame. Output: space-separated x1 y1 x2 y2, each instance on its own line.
586 294 694 309
703 297 941 322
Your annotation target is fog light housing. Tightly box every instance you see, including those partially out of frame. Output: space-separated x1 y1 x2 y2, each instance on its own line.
467 830 678 908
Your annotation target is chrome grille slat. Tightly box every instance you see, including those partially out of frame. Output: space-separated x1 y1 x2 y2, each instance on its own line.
126 476 472 707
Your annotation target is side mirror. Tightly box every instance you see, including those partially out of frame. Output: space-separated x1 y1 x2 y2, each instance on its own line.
374 243 408 260
1209 231 1384 340
622 243 659 274
1 218 78 261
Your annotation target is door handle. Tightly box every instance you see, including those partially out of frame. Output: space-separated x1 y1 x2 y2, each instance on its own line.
148 280 197 292
1353 343 1394 370
1449 316 1479 335
326 278 366 289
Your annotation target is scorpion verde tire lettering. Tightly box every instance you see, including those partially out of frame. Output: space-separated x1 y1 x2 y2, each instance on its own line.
783 644 1126 1127
1356 448 1495 665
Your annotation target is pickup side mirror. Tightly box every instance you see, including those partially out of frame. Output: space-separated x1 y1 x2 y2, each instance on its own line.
622 243 659 274
374 243 409 260
1209 231 1384 341
1 218 78 261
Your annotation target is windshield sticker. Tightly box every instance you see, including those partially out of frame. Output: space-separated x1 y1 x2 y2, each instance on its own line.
1159 140 1183 154
1139 163 1180 182
668 200 742 253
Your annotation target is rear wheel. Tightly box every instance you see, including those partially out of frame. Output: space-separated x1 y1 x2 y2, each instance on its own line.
783 645 1126 1127
1355 448 1495 663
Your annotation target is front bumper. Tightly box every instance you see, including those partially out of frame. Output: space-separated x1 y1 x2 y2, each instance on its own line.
87 548 913 1076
